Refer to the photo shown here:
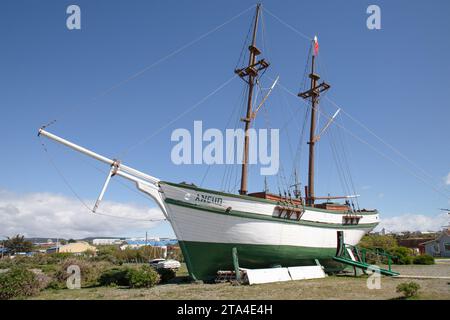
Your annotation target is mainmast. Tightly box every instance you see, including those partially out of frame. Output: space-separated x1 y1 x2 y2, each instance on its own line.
298 37 330 205
235 3 269 195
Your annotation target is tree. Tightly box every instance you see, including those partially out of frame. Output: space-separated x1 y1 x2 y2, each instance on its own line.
388 246 413 264
68 239 76 243
358 234 398 250
4 235 33 254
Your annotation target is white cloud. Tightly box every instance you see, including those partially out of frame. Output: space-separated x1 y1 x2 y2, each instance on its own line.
445 172 450 185
0 189 165 239
376 212 449 233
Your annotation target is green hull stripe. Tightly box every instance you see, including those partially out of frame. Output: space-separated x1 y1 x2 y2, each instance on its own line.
160 181 378 215
179 241 344 281
165 198 379 229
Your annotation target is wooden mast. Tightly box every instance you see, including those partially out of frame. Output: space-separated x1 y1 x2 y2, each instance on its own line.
298 38 330 205
235 3 269 195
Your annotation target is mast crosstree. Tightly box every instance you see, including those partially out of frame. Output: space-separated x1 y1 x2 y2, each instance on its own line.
235 3 270 195
298 39 330 206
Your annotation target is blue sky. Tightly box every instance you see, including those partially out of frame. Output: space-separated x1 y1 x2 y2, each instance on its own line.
0 0 449 238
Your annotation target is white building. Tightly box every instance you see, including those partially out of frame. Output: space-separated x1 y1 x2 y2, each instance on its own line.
92 238 123 245
126 237 160 242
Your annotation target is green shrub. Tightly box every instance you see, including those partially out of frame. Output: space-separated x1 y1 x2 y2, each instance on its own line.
167 246 184 263
31 269 52 290
46 280 62 290
358 234 398 251
388 247 413 265
0 267 40 300
127 265 160 288
98 267 130 286
91 252 120 265
91 246 120 264
396 282 420 298
157 268 176 283
54 258 112 288
98 265 161 288
0 253 74 271
93 245 166 265
413 254 434 265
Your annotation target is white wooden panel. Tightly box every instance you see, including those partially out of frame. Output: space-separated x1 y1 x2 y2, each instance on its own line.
243 267 292 285
288 266 327 280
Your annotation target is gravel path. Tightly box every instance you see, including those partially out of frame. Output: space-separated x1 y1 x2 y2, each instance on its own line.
389 264 450 277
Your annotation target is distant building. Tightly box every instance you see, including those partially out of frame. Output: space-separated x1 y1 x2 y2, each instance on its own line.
419 229 450 257
120 238 178 250
92 238 123 245
419 231 435 235
126 237 160 242
33 240 57 248
398 238 434 255
0 247 9 256
46 241 97 255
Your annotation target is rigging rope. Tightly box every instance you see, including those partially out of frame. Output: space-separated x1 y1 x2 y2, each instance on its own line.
263 8 312 42
39 140 166 222
42 5 256 130
328 129 351 201
335 116 361 210
220 84 247 192
277 81 450 200
235 9 255 70
117 74 238 158
326 96 450 195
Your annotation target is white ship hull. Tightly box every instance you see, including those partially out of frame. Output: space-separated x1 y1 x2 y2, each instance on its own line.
155 182 379 280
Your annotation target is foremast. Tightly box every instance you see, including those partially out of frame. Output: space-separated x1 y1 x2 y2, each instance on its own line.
235 3 269 195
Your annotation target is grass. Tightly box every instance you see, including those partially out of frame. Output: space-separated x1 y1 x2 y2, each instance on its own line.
30 263 450 300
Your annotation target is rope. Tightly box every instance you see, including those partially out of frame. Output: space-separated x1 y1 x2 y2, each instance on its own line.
235 9 255 70
326 96 450 195
290 98 310 186
39 140 166 222
202 83 245 188
220 82 247 192
262 7 312 42
41 5 255 130
276 81 450 200
328 129 350 202
117 74 237 158
335 116 360 210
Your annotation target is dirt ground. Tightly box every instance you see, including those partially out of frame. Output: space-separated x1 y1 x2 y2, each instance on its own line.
31 263 450 300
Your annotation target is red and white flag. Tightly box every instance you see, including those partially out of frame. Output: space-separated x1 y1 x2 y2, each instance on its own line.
313 36 319 56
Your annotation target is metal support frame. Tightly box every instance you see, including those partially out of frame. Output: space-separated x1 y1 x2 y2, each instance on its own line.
232 247 241 282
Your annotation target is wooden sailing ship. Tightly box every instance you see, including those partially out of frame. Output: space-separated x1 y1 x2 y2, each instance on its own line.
38 4 379 281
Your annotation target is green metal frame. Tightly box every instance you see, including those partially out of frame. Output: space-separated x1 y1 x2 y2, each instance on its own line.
334 242 399 276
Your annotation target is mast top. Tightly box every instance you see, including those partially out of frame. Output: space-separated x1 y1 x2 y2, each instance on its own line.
236 3 270 195
298 39 330 205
